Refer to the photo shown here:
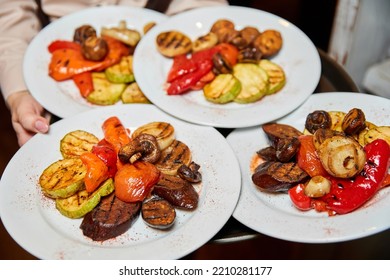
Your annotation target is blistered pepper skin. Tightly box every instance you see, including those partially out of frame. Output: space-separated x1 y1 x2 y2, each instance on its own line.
321 139 390 214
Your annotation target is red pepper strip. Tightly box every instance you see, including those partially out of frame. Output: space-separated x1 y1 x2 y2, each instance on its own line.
297 135 328 177
190 71 216 90
80 152 109 193
167 54 197 82
48 36 130 81
320 139 390 214
72 71 94 97
92 139 118 178
166 47 219 83
47 40 81 53
288 183 312 211
166 59 213 95
191 46 219 62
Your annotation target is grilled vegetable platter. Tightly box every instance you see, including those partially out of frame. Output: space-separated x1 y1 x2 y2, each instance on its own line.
23 6 168 118
0 104 241 259
134 6 321 128
227 92 390 243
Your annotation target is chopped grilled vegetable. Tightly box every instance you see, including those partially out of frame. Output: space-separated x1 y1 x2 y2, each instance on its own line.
233 63 269 103
56 178 115 219
105 55 135 84
39 158 87 199
142 197 176 229
101 20 141 47
156 30 192 57
259 59 286 94
121 82 150 104
363 126 390 146
114 161 160 203
132 122 175 151
317 135 366 178
86 72 126 105
60 130 99 159
155 140 192 175
192 32 218 52
203 73 241 104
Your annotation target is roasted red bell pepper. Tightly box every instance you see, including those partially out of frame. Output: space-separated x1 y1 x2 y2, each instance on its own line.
290 139 390 215
288 183 312 211
72 71 94 97
320 139 390 214
167 54 197 82
92 139 118 178
166 59 213 95
48 40 81 53
297 135 328 177
80 152 109 193
48 36 129 81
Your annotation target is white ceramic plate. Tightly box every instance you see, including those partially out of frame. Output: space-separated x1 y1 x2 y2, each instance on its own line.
0 104 241 259
134 6 321 128
23 6 168 119
227 92 390 243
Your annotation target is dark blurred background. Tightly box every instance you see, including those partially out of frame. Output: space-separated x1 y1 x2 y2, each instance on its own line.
1 0 389 260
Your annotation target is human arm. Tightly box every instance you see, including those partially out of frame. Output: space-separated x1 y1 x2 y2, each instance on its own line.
0 0 50 146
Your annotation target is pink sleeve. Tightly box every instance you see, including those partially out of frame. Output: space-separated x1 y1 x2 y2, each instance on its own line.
0 0 41 101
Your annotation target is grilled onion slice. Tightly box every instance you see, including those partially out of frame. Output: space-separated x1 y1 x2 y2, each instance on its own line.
317 135 366 178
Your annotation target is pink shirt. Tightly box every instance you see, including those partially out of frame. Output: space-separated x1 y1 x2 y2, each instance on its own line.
0 0 227 100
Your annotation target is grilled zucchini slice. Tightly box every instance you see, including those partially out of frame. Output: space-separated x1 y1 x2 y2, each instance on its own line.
39 158 87 199
259 59 286 94
105 55 135 84
233 63 269 103
56 178 115 219
86 72 126 105
203 73 241 104
60 130 99 159
121 82 150 104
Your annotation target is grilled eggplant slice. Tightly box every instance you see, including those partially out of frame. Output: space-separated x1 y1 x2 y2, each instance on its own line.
153 174 198 210
262 123 303 148
252 161 308 192
142 197 176 229
80 192 141 241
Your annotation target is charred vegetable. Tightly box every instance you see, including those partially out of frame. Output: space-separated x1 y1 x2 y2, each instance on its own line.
74 25 97 44
81 36 108 61
317 135 366 178
305 110 332 134
342 108 366 135
142 197 176 229
118 134 161 164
